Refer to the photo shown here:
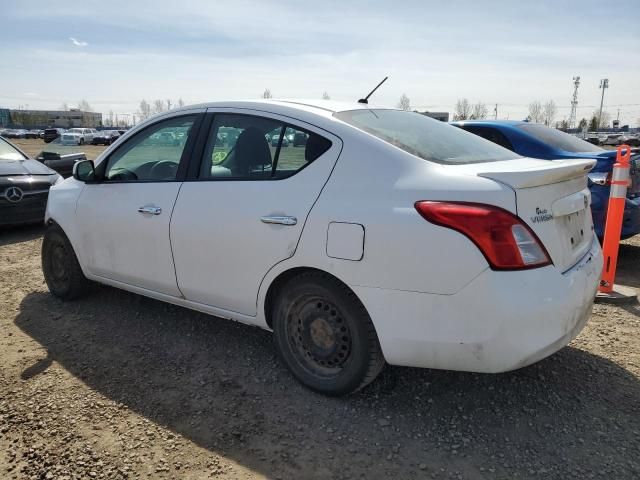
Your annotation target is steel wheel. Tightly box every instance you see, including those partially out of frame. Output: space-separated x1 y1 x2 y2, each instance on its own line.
272 271 385 396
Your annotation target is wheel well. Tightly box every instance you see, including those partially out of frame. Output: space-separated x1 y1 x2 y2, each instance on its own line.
264 267 357 329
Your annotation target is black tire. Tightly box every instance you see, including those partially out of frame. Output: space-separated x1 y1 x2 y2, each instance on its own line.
79 138 84 145
272 271 385 396
42 225 90 301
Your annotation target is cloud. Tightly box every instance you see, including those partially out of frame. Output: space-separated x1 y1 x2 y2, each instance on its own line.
69 37 88 47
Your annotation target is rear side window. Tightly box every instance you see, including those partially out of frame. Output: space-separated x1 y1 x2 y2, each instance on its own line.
334 109 519 165
461 126 514 151
199 114 332 180
0 138 27 161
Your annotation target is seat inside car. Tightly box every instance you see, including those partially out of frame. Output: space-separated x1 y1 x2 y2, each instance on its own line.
233 127 272 177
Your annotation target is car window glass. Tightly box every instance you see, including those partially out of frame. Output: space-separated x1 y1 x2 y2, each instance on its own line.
0 138 27 161
518 124 603 153
104 116 195 182
274 126 331 178
335 109 519 165
200 114 332 180
464 126 514 151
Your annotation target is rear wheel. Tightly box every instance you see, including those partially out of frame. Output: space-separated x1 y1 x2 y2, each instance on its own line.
272 271 385 396
79 138 84 145
42 225 90 300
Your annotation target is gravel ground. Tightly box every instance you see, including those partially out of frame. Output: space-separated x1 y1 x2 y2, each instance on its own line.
1 226 639 480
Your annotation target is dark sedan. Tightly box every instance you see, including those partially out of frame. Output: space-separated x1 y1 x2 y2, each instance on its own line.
43 128 66 143
0 137 62 227
92 130 120 145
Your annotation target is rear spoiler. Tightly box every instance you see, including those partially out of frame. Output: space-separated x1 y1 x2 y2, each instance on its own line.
477 159 596 189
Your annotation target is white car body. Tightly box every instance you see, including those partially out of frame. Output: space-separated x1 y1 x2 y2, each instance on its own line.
61 128 96 145
46 100 602 378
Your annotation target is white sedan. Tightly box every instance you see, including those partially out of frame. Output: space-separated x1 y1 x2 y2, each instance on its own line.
42 100 602 395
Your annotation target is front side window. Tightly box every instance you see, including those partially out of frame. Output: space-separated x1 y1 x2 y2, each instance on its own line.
199 114 331 180
334 109 519 165
104 116 195 182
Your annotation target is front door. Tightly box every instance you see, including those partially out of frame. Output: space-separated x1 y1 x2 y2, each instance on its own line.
170 110 342 316
75 113 201 296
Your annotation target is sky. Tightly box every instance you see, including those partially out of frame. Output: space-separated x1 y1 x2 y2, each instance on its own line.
1 0 639 125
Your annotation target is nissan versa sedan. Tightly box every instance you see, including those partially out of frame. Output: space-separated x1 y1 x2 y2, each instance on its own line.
0 136 62 226
42 100 602 395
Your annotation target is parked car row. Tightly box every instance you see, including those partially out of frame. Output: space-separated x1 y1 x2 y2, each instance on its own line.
2 127 128 144
0 128 43 139
582 132 640 147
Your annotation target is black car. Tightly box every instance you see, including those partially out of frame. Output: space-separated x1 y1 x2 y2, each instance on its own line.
92 130 120 145
0 137 62 227
43 128 65 143
35 138 88 178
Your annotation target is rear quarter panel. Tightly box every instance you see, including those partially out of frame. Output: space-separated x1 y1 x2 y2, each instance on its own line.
271 128 518 296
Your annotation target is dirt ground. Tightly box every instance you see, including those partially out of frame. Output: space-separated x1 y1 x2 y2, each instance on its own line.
1 232 639 479
12 138 107 161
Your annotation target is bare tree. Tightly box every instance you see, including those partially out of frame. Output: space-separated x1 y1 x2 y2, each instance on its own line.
542 100 557 126
397 93 411 111
322 91 330 100
153 99 165 114
77 99 92 112
578 118 588 129
108 110 114 127
177 98 185 108
59 102 69 111
528 101 544 123
470 102 488 120
454 98 471 120
262 89 273 99
138 99 151 120
596 110 611 129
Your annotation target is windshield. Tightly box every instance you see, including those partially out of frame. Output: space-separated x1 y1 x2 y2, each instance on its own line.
0 138 27 161
334 109 519 165
519 124 603 153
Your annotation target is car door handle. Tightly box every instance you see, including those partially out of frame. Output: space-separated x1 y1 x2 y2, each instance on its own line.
138 206 162 215
260 215 297 226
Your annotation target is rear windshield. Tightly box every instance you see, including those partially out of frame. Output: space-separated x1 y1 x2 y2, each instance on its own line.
519 124 603 153
334 109 519 165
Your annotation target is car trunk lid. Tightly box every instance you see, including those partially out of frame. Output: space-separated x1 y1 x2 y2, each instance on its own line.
451 158 596 272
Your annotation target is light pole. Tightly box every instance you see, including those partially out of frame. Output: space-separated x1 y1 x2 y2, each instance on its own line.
598 78 609 130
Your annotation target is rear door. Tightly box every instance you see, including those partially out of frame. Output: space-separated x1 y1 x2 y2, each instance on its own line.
170 110 342 316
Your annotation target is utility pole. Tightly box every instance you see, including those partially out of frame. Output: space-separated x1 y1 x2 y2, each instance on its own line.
494 104 498 120
598 78 609 130
568 76 580 129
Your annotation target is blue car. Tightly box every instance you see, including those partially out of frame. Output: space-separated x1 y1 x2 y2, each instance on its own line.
451 120 640 239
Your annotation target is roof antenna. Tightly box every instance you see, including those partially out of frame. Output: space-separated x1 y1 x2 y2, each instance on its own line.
358 76 388 104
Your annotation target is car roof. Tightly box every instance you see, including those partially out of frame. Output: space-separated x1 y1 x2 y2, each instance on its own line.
169 99 381 119
449 119 529 128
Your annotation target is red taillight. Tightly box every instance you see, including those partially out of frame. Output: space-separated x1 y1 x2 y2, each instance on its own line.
414 201 552 270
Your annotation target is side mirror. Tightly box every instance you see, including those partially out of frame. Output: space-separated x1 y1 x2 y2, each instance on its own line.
73 159 96 182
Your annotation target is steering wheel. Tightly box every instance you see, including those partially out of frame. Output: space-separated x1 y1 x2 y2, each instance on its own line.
150 160 178 180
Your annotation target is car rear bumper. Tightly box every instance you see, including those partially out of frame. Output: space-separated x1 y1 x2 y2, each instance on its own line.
353 237 602 373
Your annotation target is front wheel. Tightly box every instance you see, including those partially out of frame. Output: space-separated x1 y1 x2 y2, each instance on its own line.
42 225 91 300
272 271 385 396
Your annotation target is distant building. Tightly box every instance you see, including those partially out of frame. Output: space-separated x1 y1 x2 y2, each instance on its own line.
417 111 449 122
0 108 10 127
5 108 102 128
